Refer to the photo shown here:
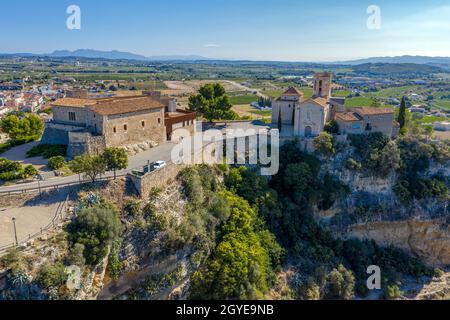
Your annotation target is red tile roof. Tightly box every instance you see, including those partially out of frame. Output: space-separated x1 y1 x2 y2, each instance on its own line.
51 95 165 115
336 112 362 122
89 96 165 116
51 98 97 108
283 87 304 96
356 107 394 116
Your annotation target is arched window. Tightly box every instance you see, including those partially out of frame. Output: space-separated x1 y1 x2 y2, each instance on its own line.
305 126 313 138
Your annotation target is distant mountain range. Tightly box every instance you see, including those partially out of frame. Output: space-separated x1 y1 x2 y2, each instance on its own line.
336 55 450 66
1 51 450 67
1 49 210 61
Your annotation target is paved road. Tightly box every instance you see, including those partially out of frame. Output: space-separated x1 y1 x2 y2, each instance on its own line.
0 122 271 194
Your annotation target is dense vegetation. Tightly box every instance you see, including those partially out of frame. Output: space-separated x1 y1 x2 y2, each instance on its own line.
215 142 434 300
26 144 67 159
0 113 44 154
394 136 449 204
0 158 37 181
67 195 122 266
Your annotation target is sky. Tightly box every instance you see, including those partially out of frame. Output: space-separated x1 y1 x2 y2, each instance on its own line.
0 0 449 61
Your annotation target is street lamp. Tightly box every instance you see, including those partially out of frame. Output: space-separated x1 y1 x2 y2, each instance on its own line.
12 217 18 246
36 174 42 196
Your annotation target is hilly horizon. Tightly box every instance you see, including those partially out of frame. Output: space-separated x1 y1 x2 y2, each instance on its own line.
1 50 450 66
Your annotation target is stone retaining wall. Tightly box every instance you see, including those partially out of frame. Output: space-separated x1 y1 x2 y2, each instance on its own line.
128 163 186 199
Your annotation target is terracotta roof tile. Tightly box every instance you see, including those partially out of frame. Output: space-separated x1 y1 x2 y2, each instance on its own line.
51 98 97 108
51 96 165 115
356 107 394 116
89 96 165 116
283 87 304 96
336 112 362 122
303 97 329 108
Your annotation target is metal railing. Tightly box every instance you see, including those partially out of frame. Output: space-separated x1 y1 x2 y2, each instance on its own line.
0 173 128 197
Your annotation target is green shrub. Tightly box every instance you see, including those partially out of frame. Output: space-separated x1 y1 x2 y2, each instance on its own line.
0 248 24 272
27 144 67 159
323 265 355 300
124 199 142 218
23 165 38 177
0 171 17 181
0 158 21 173
48 156 66 170
385 285 403 300
67 243 86 266
35 262 68 290
67 205 122 266
346 158 362 171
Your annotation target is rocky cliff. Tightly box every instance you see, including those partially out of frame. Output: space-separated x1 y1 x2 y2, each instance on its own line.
317 165 449 268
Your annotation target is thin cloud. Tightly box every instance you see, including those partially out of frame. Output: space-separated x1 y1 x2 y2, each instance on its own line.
204 43 220 48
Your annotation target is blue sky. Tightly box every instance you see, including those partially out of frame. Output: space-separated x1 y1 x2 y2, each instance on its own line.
0 0 449 61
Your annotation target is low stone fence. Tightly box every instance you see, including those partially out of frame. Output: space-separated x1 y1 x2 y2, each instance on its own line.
128 163 186 199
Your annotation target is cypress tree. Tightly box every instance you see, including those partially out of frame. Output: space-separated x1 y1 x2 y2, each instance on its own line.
398 97 407 129
278 108 282 132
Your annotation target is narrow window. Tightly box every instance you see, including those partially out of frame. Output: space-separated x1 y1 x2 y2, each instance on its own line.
68 112 76 121
142 121 145 128
113 127 116 134
158 118 161 125
124 124 128 131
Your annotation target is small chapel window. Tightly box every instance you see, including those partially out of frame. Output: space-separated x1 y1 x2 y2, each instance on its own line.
142 121 145 128
124 124 128 131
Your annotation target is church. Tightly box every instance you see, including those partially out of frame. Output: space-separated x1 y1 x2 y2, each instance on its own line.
272 73 396 138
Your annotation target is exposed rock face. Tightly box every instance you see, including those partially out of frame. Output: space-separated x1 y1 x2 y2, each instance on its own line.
344 219 450 267
319 163 449 268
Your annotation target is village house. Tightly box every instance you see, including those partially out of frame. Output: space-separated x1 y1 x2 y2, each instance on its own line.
41 90 196 157
272 73 397 139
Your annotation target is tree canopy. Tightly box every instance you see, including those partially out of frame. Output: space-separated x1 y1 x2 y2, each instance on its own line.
188 83 238 122
103 147 128 179
1 113 44 140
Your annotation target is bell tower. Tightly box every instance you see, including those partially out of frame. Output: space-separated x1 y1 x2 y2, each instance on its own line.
313 73 332 98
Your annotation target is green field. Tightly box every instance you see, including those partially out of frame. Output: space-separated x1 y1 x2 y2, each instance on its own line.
344 97 376 107
418 115 448 124
230 94 258 105
432 100 450 110
332 90 351 97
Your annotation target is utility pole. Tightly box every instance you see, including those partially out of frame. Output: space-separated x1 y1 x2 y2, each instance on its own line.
12 217 18 246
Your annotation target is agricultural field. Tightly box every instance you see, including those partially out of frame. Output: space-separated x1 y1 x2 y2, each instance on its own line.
230 94 259 105
431 100 450 110
344 96 379 107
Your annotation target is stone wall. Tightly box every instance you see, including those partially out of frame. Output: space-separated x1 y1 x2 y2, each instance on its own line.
52 106 89 127
40 123 85 145
67 132 106 158
128 163 186 199
104 108 166 147
295 101 327 137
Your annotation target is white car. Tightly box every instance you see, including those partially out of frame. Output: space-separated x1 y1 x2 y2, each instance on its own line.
153 161 167 170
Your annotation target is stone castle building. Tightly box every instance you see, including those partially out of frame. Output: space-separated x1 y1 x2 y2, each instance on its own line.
272 73 396 138
41 91 196 157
